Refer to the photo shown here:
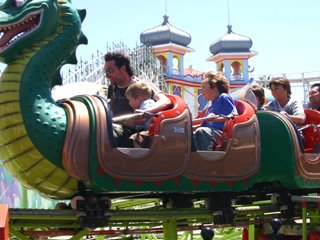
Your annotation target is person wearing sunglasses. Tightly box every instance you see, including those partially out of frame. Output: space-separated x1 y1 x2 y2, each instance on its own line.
308 83 320 111
104 51 170 147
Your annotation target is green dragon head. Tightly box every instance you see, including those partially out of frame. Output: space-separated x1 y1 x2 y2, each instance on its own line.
0 0 87 64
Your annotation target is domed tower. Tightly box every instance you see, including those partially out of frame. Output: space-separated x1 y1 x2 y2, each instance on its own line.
208 25 257 87
140 15 203 117
140 15 194 79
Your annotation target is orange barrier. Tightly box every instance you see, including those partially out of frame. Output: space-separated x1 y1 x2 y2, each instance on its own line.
0 204 9 240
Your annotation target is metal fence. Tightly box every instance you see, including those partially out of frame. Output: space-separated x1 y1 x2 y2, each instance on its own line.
62 42 167 92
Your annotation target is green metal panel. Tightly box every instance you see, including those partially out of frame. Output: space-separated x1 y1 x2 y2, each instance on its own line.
256 111 298 188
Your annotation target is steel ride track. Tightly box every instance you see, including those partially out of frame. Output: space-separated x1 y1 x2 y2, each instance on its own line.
2 195 320 240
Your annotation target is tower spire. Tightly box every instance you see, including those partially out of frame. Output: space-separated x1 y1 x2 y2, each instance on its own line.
227 0 231 27
165 0 167 16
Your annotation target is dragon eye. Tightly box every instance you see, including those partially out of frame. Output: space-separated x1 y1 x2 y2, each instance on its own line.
15 0 25 7
8 0 25 8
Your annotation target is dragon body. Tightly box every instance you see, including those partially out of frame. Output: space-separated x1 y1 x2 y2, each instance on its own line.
0 0 87 199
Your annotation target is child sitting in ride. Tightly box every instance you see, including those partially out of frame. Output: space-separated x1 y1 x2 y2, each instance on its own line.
194 71 238 151
266 77 306 125
125 81 156 148
265 77 306 146
250 85 266 110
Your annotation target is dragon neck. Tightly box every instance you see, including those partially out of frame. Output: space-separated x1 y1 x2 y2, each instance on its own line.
2 0 84 167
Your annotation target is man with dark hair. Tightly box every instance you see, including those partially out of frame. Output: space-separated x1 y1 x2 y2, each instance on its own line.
104 51 171 147
104 51 135 117
309 83 320 111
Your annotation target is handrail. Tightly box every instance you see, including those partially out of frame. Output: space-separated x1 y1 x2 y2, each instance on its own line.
298 123 320 132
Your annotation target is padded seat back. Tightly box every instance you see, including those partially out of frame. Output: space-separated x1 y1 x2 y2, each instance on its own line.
223 100 255 138
303 109 320 153
149 94 187 136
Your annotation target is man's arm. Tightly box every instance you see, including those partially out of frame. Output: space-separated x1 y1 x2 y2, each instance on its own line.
280 111 306 125
133 77 171 113
280 100 306 125
146 92 171 113
130 93 171 127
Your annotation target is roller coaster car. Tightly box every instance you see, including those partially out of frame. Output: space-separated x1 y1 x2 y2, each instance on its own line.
255 109 320 192
62 93 260 195
186 100 260 182
61 93 320 199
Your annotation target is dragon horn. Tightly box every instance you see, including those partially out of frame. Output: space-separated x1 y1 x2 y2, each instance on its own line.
77 9 86 23
79 32 88 45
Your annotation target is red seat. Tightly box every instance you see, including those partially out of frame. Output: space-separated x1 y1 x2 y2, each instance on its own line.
303 109 320 153
191 100 255 151
222 100 255 137
217 100 255 150
148 94 187 136
308 232 320 240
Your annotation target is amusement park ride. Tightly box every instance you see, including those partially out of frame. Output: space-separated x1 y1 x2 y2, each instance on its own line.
1 0 320 239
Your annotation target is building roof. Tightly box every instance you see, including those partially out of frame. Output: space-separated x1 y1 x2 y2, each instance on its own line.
183 65 204 78
140 15 192 47
209 25 253 55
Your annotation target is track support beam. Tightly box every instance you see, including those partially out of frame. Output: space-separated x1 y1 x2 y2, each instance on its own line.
163 220 177 240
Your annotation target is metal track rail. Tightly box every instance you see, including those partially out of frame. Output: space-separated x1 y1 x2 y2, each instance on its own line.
5 195 320 239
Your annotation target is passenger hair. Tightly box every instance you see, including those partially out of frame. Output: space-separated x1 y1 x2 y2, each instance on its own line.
104 51 134 77
125 81 152 100
250 85 265 106
311 83 320 90
269 77 292 96
203 71 230 94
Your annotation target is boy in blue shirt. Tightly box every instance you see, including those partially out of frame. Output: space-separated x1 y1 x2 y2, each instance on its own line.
194 71 238 151
125 81 156 147
125 81 156 131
